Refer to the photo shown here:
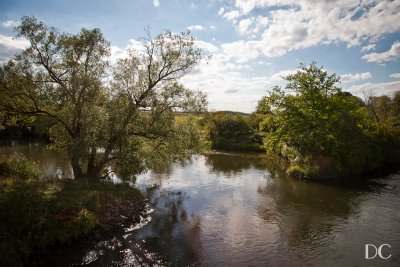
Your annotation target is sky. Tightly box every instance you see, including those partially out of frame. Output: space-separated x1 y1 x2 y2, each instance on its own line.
0 0 399 113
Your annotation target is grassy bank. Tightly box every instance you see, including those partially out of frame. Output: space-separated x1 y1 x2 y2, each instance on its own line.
0 153 144 266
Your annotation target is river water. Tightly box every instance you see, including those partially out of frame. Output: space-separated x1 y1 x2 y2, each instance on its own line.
1 141 400 266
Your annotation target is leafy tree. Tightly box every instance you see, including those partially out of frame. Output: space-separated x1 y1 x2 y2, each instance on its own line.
365 92 400 144
257 63 393 178
0 16 207 181
199 112 263 151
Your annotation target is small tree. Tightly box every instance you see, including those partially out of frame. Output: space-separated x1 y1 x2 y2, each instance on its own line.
0 16 207 181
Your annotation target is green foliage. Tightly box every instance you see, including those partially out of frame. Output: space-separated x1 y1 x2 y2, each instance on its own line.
0 181 48 266
0 152 41 179
257 62 400 178
0 16 207 181
286 165 320 179
199 112 263 151
74 209 99 236
365 92 400 143
0 168 143 266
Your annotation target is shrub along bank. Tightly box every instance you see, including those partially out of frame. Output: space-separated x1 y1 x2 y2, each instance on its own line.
0 153 145 266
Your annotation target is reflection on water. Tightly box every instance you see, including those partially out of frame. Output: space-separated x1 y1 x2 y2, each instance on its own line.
205 152 286 178
135 154 400 266
0 140 72 178
2 142 400 266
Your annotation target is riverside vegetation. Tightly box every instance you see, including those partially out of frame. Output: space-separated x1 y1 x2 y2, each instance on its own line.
256 63 400 179
0 153 144 266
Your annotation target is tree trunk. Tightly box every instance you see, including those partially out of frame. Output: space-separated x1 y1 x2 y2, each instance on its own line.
87 164 102 181
88 135 118 180
87 147 96 174
71 157 84 180
72 137 117 181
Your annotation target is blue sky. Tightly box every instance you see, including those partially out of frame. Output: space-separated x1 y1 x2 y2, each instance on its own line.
0 0 399 112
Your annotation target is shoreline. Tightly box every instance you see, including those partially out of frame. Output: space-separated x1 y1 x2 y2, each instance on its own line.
0 174 148 267
27 195 150 267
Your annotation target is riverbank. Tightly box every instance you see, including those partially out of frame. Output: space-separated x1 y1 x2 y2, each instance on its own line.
0 154 145 267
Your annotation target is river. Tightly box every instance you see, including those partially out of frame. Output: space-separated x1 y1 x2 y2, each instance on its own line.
1 141 400 266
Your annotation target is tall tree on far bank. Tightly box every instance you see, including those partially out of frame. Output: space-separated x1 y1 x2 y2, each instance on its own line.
0 16 207 181
257 63 398 178
364 92 400 143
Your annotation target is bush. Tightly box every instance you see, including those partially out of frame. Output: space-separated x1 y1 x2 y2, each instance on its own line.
287 164 320 179
0 153 41 179
0 166 143 266
0 181 50 266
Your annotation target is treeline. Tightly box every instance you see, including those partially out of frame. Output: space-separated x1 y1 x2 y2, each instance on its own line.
366 93 400 127
0 114 53 140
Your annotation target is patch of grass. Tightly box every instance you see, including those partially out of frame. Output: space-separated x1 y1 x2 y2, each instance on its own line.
174 113 203 124
287 164 320 179
0 152 41 179
212 138 265 152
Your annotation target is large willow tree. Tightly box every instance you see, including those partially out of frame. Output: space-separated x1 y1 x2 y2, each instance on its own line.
0 17 207 181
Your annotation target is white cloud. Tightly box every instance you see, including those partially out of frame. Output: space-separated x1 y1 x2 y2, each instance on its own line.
210 25 216 30
0 34 29 63
190 2 197 9
153 0 159 7
225 88 240 94
110 39 146 63
110 46 126 63
361 44 376 52
362 41 400 63
2 20 19 28
181 51 272 112
235 0 272 15
238 18 253 34
346 81 400 98
194 40 219 53
218 0 400 59
223 10 241 22
390 73 400 79
187 25 205 31
269 69 298 82
221 40 260 63
253 16 269 33
235 16 270 36
340 72 372 83
218 7 225 16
